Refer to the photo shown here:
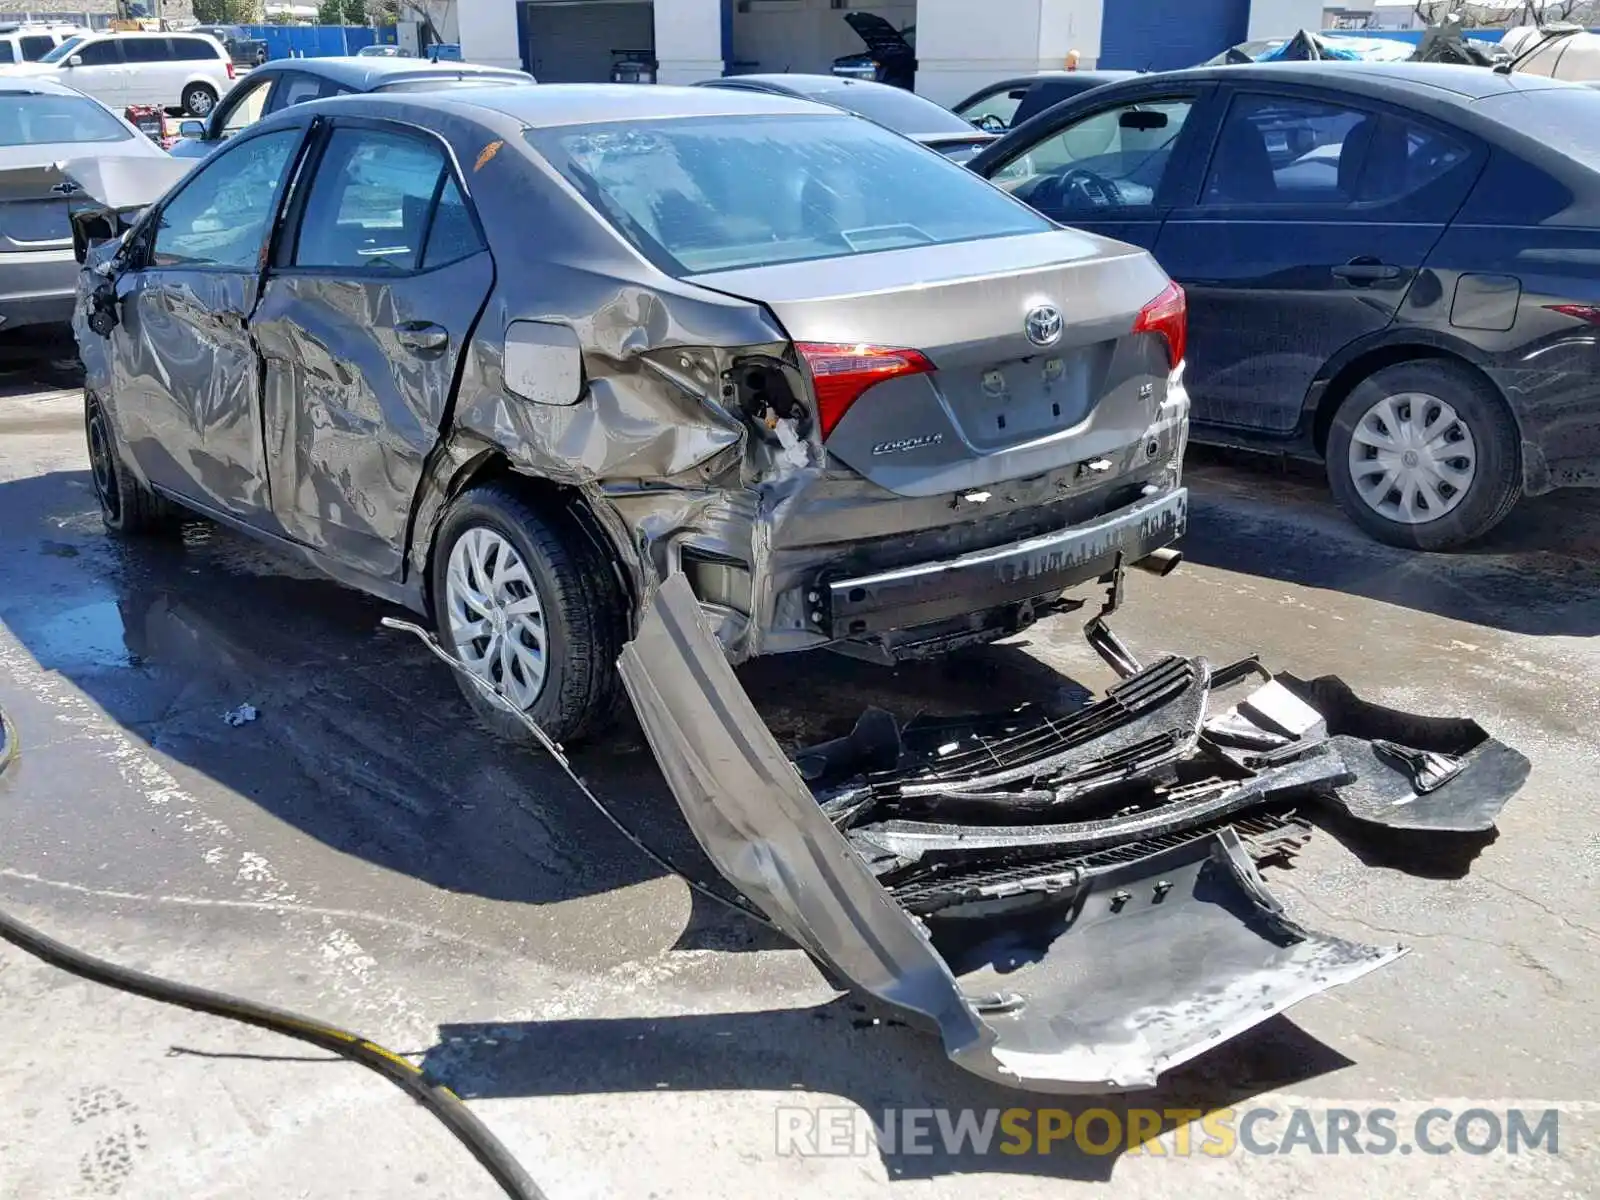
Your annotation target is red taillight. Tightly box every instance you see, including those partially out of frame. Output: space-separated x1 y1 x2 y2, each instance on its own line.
226 61 236 79
796 342 935 438
1546 303 1600 326
1133 280 1187 370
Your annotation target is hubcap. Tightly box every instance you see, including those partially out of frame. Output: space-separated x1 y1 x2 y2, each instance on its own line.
444 527 548 710
1346 391 1477 526
86 402 121 523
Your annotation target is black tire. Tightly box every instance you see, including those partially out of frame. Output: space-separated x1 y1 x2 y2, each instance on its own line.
429 482 628 746
85 394 171 536
1325 359 1521 551
182 83 218 117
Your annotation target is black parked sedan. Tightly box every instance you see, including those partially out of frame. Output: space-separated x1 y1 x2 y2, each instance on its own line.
969 61 1600 549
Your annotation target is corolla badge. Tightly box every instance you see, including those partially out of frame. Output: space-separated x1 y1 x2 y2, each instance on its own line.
1024 303 1063 348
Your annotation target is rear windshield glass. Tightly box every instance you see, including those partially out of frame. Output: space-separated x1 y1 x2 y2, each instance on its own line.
1476 87 1600 172
0 93 131 145
525 114 1051 275
799 84 978 134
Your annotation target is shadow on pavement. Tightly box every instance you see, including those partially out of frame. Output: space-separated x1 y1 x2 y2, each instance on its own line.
1182 449 1600 637
419 1006 1351 1183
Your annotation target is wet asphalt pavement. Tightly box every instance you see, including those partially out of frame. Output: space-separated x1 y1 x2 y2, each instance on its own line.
0 373 1597 1198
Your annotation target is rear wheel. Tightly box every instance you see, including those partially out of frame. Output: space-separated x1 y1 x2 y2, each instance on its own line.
182 83 218 117
85 394 171 535
1326 359 1521 551
430 483 627 745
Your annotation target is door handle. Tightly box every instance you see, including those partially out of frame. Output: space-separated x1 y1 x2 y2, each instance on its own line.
1332 259 1401 285
395 320 448 354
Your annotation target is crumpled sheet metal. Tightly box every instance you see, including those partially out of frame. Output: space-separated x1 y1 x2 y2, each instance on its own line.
618 575 1404 1092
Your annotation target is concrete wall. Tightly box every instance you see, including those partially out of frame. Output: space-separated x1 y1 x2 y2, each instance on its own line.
1248 0 1326 38
654 0 722 82
729 0 913 76
915 0 1100 107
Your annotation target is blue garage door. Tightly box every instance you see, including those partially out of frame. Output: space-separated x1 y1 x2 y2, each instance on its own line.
1098 0 1250 72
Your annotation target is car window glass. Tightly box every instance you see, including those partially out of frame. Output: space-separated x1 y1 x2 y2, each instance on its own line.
989 97 1194 214
122 38 170 64
1201 94 1370 206
152 128 298 269
527 114 1049 276
0 43 14 64
957 86 1027 130
220 78 271 135
421 174 483 267
1357 117 1472 205
20 36 54 59
293 127 449 272
266 73 323 112
0 94 133 145
75 40 122 66
39 36 83 62
171 37 216 61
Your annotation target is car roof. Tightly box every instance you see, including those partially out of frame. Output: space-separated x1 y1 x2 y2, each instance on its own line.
250 54 528 88
382 82 829 127
1109 60 1582 102
720 72 900 92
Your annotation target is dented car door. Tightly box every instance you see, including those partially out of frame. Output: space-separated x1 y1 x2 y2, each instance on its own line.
110 126 304 520
251 120 494 579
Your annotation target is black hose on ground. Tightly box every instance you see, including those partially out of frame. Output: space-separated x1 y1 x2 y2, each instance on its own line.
0 708 546 1200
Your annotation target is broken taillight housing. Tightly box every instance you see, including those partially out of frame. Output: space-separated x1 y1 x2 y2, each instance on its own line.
796 342 935 438
1133 280 1187 370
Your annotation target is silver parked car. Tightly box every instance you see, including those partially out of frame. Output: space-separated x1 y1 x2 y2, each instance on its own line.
73 84 1191 741
0 77 174 333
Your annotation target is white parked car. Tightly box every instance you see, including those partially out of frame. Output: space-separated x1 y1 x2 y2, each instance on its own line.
0 22 87 66
2 30 236 116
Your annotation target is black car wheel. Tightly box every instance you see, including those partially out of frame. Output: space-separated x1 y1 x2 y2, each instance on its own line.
85 394 171 535
1326 359 1521 551
182 83 218 117
430 482 627 745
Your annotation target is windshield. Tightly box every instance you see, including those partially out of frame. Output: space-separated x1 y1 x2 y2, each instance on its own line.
39 36 83 63
0 93 131 144
799 83 974 135
526 114 1050 276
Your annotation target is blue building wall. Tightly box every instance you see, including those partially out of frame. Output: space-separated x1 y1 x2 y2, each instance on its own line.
1099 0 1251 71
238 24 395 60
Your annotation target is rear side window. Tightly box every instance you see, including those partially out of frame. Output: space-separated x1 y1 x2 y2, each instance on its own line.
525 114 1051 276
957 85 1028 130
122 38 171 64
20 35 55 60
0 44 15 65
172 37 220 60
292 127 480 271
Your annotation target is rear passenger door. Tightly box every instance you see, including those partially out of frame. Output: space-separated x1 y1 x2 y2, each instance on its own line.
119 37 170 105
252 119 494 579
1155 86 1482 434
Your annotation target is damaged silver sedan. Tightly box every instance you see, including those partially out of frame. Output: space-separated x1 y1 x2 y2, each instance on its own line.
71 84 1190 740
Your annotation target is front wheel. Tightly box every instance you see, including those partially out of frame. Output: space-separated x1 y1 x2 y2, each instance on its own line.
85 394 171 535
430 483 627 745
1326 359 1521 551
182 83 218 117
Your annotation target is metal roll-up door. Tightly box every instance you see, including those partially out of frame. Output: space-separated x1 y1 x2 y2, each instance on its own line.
519 0 654 83
1098 0 1250 73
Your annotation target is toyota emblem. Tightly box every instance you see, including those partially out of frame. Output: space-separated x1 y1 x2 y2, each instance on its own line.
1024 304 1063 347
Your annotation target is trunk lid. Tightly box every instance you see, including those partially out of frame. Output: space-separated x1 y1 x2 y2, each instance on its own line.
686 229 1177 497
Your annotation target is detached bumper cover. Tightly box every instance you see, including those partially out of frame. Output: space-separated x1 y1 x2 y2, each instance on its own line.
827 487 1186 635
619 575 1527 1093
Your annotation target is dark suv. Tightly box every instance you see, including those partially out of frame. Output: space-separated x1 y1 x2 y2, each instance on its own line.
192 24 268 68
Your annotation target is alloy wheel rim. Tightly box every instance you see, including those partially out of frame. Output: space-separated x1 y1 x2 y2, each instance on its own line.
189 90 214 115
444 527 548 710
1346 391 1477 526
87 403 121 523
